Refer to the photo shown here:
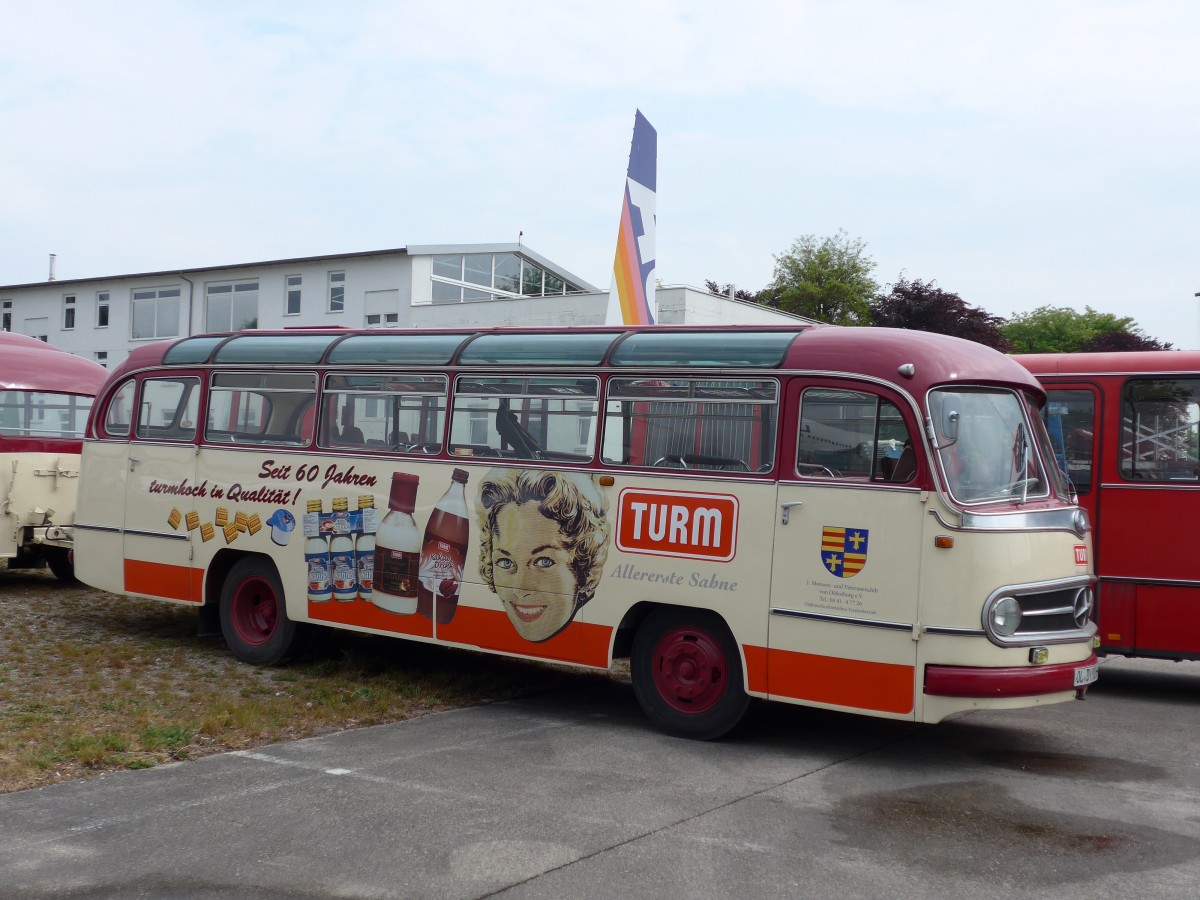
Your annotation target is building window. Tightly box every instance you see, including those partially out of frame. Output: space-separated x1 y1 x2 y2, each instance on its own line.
206 280 259 332
425 252 578 306
286 275 302 316
365 313 399 328
328 271 345 313
62 295 76 330
2 300 11 332
131 287 182 340
95 351 108 368
96 291 110 328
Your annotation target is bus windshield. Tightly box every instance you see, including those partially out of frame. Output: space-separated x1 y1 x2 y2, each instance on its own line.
928 388 1054 504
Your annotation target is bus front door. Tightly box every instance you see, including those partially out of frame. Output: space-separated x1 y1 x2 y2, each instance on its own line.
122 376 202 603
765 380 923 717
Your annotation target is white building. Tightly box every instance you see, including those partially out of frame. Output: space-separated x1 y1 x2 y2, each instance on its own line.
0 244 809 369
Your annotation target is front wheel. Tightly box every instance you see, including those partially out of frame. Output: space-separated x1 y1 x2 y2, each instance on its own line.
631 607 750 740
219 557 298 666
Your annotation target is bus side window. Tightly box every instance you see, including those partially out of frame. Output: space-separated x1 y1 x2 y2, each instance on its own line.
1043 390 1096 492
798 388 914 482
451 376 599 463
205 372 316 446
0 390 94 438
320 374 448 454
601 377 778 472
104 379 136 438
1120 378 1200 483
135 377 200 442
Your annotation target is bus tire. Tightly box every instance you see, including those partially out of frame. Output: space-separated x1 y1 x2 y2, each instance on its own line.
631 607 750 740
45 548 76 583
219 557 298 666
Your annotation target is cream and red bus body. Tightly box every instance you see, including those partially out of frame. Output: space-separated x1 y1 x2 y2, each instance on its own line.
1 332 107 578
76 326 1096 737
761 329 1094 722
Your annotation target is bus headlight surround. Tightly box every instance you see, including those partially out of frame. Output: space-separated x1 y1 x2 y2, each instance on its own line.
989 596 1022 636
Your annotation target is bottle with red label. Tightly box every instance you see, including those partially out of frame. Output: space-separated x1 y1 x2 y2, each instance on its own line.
417 468 469 624
373 473 420 614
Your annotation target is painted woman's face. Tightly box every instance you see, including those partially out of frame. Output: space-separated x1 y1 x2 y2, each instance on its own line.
491 502 577 642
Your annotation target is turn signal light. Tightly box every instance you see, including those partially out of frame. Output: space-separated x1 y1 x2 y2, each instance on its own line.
1029 647 1050 665
934 536 954 549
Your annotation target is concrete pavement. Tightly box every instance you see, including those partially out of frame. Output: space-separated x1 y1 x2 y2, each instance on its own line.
2 657 1199 898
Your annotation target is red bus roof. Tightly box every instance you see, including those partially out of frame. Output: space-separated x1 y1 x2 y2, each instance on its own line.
0 333 108 394
100 325 1043 400
1015 350 1200 377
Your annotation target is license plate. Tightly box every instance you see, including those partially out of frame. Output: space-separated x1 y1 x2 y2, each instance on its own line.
1074 664 1098 687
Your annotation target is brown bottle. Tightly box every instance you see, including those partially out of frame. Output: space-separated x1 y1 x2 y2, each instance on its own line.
417 468 469 624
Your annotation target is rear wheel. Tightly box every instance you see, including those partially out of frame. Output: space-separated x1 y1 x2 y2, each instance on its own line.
219 557 298 666
45 548 76 583
631 607 749 740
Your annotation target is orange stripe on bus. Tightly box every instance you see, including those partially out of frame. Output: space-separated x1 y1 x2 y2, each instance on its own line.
124 559 203 604
304 603 612 668
307 601 435 639
743 645 914 714
440 606 612 667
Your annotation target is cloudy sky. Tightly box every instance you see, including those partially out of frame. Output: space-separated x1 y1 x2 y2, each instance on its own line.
2 1 1197 346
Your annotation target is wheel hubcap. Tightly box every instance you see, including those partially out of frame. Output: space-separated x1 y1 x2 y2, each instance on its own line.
652 626 726 714
233 576 277 646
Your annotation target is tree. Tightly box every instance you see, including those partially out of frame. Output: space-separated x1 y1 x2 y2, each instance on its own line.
1078 329 1173 352
870 277 1011 351
1003 305 1172 353
704 280 760 304
757 230 878 325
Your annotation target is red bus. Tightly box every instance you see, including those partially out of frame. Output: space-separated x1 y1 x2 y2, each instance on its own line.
1016 351 1200 661
0 332 108 579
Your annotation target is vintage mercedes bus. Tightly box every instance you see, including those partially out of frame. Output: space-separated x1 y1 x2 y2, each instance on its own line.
1018 350 1200 663
1 332 107 580
75 325 1097 739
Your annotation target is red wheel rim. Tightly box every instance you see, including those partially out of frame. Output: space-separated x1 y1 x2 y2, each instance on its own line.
231 575 278 647
650 625 727 714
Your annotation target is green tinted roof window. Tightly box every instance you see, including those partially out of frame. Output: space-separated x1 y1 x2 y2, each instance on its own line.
458 332 617 366
162 336 227 365
212 334 340 364
327 333 465 366
611 331 796 367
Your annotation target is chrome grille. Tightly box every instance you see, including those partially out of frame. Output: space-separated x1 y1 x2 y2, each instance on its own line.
982 578 1096 647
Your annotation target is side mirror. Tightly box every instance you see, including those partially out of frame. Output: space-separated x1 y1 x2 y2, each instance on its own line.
942 408 959 443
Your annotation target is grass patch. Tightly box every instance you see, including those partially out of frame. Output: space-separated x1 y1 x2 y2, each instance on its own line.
0 565 610 794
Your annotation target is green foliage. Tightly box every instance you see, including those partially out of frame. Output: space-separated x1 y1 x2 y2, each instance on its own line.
139 723 194 752
758 230 878 324
1003 305 1172 353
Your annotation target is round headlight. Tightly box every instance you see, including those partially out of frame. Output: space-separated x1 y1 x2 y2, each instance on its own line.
990 596 1022 636
1073 587 1094 628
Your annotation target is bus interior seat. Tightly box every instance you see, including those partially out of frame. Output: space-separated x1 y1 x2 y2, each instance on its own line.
891 444 916 482
496 402 540 458
338 425 365 445
297 402 316 445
